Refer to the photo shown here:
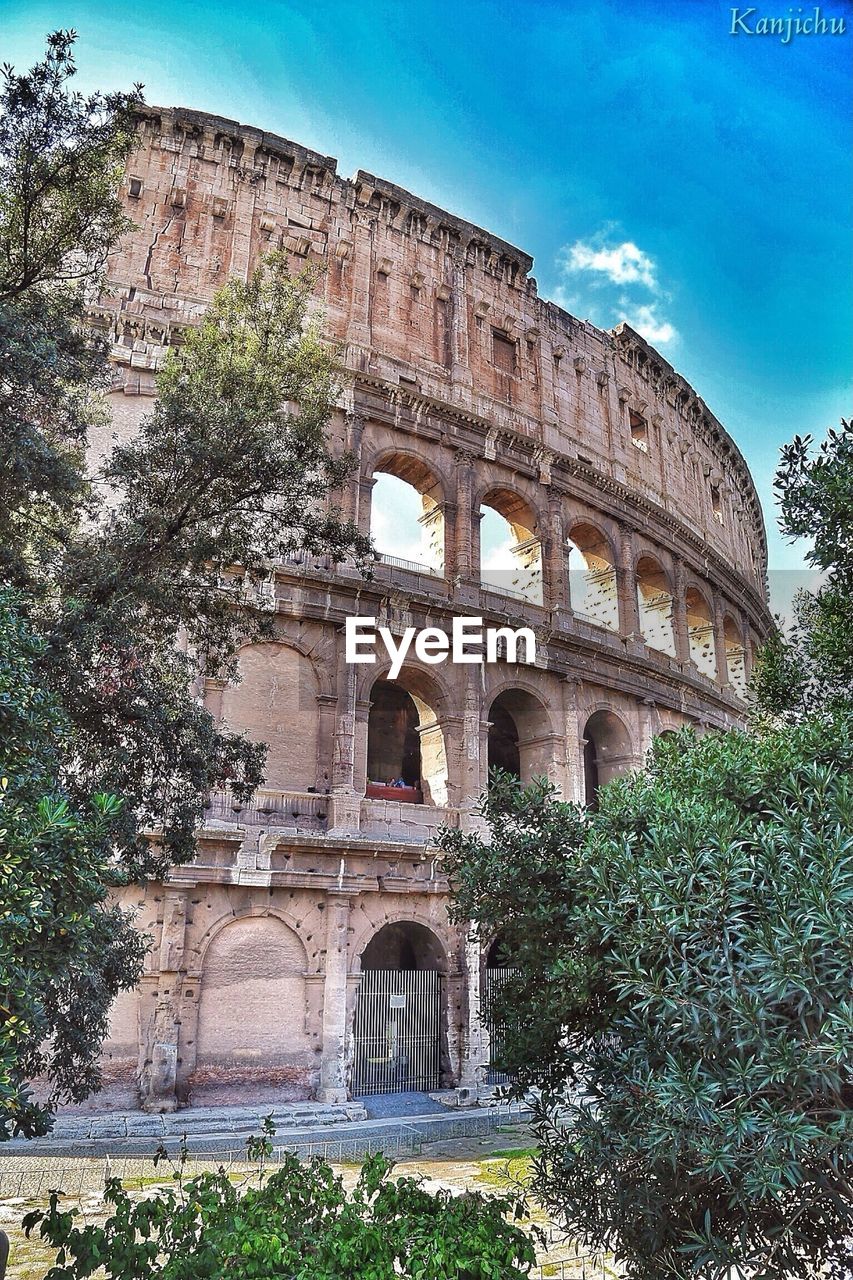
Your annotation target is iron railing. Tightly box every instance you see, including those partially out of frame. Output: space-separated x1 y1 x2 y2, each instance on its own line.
351 969 442 1096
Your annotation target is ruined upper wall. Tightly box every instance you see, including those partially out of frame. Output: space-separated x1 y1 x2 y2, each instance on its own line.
95 105 768 594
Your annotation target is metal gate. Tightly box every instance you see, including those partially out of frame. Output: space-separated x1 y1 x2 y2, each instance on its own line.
484 966 518 1085
351 969 442 1096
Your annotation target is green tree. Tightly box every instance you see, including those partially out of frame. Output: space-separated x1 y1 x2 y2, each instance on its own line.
752 418 853 719
0 29 140 586
0 33 369 1129
24 1144 538 1279
0 590 146 1137
438 730 853 1279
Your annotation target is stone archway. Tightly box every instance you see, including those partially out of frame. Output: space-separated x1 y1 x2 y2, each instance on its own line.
582 709 634 808
351 921 448 1096
487 687 552 784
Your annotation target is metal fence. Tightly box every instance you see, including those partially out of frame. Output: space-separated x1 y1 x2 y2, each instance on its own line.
0 1105 533 1203
351 969 442 1096
0 1107 624 1280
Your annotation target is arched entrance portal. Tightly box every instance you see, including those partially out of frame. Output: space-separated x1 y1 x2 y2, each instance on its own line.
351 922 447 1096
484 934 518 1085
487 689 551 785
583 710 634 808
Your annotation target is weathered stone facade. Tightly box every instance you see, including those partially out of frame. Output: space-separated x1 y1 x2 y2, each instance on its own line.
89 106 772 1112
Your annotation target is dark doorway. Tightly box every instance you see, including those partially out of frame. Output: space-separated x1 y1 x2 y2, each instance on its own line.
367 681 421 787
487 704 521 779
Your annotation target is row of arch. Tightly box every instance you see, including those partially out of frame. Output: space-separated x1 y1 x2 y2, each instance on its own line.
368 681 635 809
213 642 648 810
367 455 749 696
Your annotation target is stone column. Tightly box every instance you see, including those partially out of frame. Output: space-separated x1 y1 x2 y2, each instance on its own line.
638 696 659 762
228 171 258 282
348 214 374 350
712 590 729 685
328 654 364 835
450 261 472 389
545 489 568 616
331 654 357 793
343 412 366 527
740 610 755 680
318 892 353 1103
562 678 585 804
616 524 641 640
357 475 377 541
138 890 188 1113
440 500 458 580
671 556 691 667
453 451 476 585
458 931 487 1094
459 666 484 811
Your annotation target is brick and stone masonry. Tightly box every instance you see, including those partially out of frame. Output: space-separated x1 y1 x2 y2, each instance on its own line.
80 106 773 1113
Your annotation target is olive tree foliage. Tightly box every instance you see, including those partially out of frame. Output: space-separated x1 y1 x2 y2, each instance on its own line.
752 417 853 719
0 33 368 1134
438 722 853 1280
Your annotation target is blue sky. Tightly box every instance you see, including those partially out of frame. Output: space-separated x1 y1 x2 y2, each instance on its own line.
3 0 850 603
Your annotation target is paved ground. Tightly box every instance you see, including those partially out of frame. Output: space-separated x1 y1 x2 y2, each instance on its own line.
0 1098 529 1160
361 1090 447 1118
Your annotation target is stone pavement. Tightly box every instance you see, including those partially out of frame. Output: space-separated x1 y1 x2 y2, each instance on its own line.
2 1095 530 1161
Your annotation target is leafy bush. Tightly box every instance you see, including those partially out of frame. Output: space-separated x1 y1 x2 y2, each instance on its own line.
438 715 853 1279
23 1133 538 1279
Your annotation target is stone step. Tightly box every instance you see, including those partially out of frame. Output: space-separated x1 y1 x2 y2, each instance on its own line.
6 1101 367 1151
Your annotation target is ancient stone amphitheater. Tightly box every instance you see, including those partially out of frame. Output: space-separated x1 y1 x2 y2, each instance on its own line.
92 107 772 1113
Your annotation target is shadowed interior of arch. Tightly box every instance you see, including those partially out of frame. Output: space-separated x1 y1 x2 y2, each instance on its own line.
479 488 543 604
487 688 551 785
583 710 634 808
366 677 448 805
636 555 676 655
724 615 748 698
686 587 717 678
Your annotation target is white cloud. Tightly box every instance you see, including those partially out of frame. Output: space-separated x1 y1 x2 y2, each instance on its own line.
560 239 658 289
617 302 678 346
554 229 679 349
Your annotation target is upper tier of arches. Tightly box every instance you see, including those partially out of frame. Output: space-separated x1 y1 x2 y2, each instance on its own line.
103 106 769 600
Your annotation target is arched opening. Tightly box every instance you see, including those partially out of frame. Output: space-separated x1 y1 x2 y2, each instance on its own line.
191 917 312 1106
487 702 520 778
480 489 543 605
352 921 448 1096
583 710 634 808
370 455 444 575
636 556 676 656
218 642 321 791
361 921 444 971
567 522 619 631
487 689 551 785
483 932 518 1085
686 588 717 678
724 615 748 699
366 682 422 801
365 675 448 806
